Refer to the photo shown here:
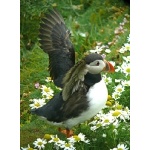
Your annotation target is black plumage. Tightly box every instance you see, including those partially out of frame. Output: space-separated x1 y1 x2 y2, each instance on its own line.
32 87 89 123
84 53 104 64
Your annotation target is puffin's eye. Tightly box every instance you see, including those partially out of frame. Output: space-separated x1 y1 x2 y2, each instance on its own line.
96 61 100 66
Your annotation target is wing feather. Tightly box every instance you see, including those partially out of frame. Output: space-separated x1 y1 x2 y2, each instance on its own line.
39 9 75 87
62 60 88 101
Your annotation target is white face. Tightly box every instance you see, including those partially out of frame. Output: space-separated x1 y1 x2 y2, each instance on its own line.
86 60 106 74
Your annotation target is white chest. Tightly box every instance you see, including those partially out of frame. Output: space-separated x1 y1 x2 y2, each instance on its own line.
87 79 108 110
65 79 108 128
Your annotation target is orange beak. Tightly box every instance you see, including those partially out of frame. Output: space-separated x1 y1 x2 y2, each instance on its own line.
103 60 115 73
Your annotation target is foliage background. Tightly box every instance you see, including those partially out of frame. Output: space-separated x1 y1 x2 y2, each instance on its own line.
20 0 130 149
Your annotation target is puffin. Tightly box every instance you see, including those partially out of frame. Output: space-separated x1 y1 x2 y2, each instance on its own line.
31 9 115 137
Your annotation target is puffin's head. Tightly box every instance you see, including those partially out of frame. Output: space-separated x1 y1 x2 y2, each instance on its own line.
84 53 115 74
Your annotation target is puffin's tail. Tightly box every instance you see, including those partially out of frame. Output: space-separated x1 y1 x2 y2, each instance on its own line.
30 108 46 118
30 108 38 115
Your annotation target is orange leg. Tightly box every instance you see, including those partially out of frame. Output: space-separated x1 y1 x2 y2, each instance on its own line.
58 128 73 137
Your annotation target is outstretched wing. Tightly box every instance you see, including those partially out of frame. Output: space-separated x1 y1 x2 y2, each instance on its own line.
39 9 75 87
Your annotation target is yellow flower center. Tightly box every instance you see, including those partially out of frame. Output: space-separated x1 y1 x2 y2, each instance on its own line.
65 143 71 147
126 46 130 50
47 77 52 81
47 95 53 99
73 135 81 142
106 101 112 106
34 103 40 107
107 95 112 100
94 116 99 120
104 119 109 123
38 142 43 146
117 88 122 92
116 104 123 110
105 78 109 82
118 148 123 150
96 123 101 128
27 148 34 150
126 68 130 73
28 147 33 150
114 94 119 99
44 134 52 140
112 111 121 116
53 138 59 142
44 87 50 92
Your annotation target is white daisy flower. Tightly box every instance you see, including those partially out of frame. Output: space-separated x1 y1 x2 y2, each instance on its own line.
115 66 122 72
41 85 54 94
115 79 122 83
48 135 60 143
88 120 97 126
89 49 99 53
103 75 112 85
121 80 130 86
77 133 90 143
113 102 123 110
96 110 103 117
33 138 47 150
90 126 97 131
90 45 103 54
101 45 109 49
123 66 130 76
117 144 129 150
21 144 37 150
67 136 79 143
68 133 90 144
60 142 75 150
121 62 130 76
124 43 130 51
48 135 65 147
45 77 53 82
41 85 54 99
105 49 111 53
114 84 125 93
112 92 121 100
29 98 46 109
111 110 122 118
101 113 116 126
119 47 126 53
120 107 130 121
123 56 130 62
110 109 130 121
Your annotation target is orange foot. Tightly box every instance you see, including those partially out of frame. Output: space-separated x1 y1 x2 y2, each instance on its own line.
58 128 73 138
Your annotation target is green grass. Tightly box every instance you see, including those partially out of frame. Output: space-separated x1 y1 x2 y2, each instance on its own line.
20 0 130 149
20 44 49 95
